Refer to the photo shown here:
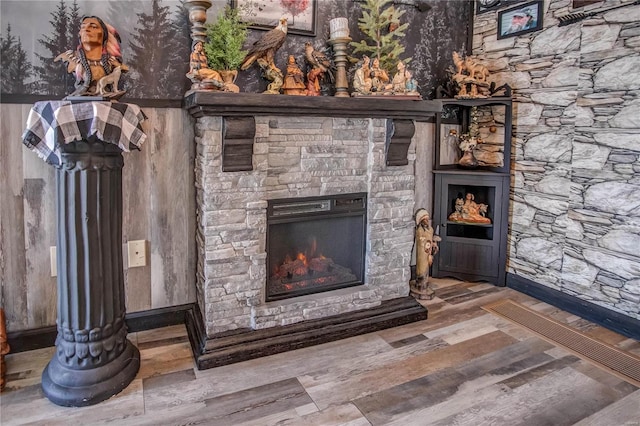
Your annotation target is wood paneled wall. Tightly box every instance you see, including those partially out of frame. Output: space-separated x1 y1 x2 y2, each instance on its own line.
0 104 197 332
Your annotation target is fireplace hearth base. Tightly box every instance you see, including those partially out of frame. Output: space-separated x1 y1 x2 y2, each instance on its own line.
185 296 427 370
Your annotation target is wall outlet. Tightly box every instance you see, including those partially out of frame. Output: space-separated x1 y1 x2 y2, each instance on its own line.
50 246 57 277
127 240 148 268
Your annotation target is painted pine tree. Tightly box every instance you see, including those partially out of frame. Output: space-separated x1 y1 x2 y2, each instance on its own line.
350 0 410 74
128 0 175 98
1 24 33 94
161 1 192 98
34 0 71 96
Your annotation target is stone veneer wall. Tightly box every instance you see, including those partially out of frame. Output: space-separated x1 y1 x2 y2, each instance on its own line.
194 116 420 336
474 0 640 319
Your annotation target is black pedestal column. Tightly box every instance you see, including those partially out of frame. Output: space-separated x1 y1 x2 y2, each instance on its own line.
41 139 140 407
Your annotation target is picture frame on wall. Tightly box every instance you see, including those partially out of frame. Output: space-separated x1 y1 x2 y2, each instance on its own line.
233 0 317 36
476 0 520 15
497 0 544 39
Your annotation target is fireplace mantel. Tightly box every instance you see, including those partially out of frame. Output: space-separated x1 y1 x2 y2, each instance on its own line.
185 91 441 170
184 91 441 120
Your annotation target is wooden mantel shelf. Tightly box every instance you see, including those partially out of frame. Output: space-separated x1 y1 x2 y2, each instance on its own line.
184 91 441 170
184 91 442 121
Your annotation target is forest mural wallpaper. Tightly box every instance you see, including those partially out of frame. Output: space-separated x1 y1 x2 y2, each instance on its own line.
0 0 470 104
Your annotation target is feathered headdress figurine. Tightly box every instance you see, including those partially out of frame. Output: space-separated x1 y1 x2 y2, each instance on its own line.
54 15 128 99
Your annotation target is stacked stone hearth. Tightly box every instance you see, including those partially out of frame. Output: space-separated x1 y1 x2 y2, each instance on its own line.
474 0 640 319
194 116 421 336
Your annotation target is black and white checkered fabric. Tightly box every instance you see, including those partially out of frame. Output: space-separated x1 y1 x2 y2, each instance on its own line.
22 100 148 165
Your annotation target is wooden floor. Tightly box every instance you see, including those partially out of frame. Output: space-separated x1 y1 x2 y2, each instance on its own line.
2 278 640 425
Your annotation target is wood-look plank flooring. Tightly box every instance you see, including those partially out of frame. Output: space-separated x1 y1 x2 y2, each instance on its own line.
2 278 639 426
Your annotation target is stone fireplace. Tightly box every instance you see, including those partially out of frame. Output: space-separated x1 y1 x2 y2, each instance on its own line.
184 93 440 369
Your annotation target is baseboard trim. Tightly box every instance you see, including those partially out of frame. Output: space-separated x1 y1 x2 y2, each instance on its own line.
186 296 428 370
7 304 194 353
507 273 640 340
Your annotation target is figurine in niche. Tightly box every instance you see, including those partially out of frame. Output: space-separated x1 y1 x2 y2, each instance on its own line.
441 128 460 165
351 55 372 96
240 17 287 94
448 193 491 224
410 209 441 300
282 55 307 95
369 57 390 94
303 42 335 96
54 15 128 99
458 133 481 168
451 51 490 99
187 40 236 92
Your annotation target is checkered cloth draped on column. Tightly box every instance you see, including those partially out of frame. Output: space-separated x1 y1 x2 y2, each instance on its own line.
22 100 147 165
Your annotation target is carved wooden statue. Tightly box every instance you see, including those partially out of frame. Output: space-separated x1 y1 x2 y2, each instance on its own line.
451 51 490 99
410 209 441 300
54 16 128 99
240 17 287 94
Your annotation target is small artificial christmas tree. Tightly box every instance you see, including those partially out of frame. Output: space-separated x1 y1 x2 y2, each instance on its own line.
204 5 248 72
350 0 410 74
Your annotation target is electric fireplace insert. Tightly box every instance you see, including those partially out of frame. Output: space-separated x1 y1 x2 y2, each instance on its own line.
266 193 367 301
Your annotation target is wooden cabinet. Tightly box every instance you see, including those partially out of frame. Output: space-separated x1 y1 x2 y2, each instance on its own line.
432 98 512 286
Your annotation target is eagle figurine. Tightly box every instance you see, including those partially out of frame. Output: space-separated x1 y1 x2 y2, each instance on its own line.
240 17 288 71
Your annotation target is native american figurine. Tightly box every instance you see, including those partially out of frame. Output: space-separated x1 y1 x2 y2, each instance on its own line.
186 40 237 92
448 193 491 224
54 15 128 99
410 209 441 300
352 55 372 96
240 17 287 94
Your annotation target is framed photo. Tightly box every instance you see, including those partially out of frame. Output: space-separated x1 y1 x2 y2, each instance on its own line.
233 0 317 37
497 0 543 39
476 0 520 15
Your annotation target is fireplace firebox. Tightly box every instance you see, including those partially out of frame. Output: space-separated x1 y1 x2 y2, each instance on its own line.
266 193 367 301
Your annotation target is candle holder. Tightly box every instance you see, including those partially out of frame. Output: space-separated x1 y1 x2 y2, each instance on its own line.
328 18 351 98
184 0 212 45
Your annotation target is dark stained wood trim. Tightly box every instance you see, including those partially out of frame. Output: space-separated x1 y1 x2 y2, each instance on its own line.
7 304 194 353
187 296 428 370
184 91 441 121
386 119 416 167
507 273 640 340
222 116 256 172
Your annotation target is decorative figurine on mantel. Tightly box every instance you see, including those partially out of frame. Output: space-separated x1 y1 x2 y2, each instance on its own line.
187 41 236 92
389 60 421 98
448 193 491 224
451 51 490 99
410 209 441 300
282 55 307 95
240 17 288 94
198 4 248 93
352 55 372 96
55 16 128 99
304 42 335 97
